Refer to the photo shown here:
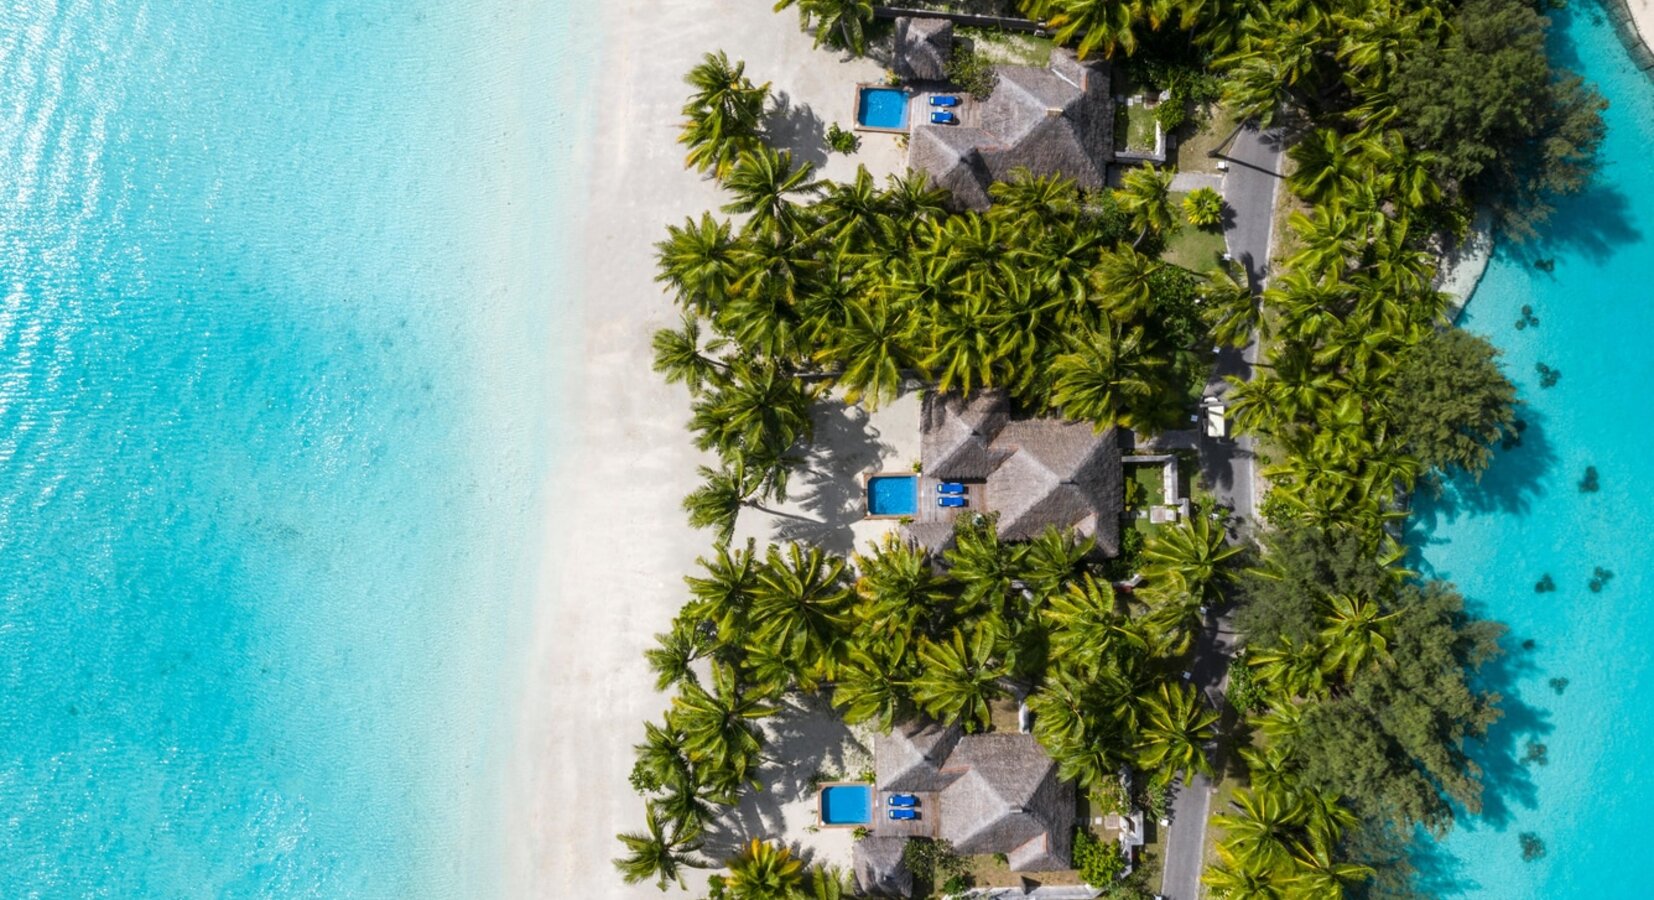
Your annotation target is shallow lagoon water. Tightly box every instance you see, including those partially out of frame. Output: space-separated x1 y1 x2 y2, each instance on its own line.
0 2 591 896
1413 7 1654 896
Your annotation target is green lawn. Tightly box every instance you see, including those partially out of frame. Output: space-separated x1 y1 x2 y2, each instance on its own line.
1127 462 1167 508
1114 102 1159 153
1163 192 1229 271
959 26 1053 67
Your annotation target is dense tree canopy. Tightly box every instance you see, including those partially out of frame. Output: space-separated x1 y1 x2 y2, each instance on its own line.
1390 328 1519 477
1392 0 1607 236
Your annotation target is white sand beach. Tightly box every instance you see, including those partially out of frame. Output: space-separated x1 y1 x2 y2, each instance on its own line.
504 2 908 894
1631 0 1654 50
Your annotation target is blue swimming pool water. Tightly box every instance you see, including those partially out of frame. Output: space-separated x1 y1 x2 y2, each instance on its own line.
0 2 593 896
857 87 910 130
868 475 919 516
1412 9 1654 897
821 784 874 825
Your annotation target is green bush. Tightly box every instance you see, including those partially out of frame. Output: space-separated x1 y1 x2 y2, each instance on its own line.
945 46 998 100
1225 652 1267 713
1183 187 1225 229
826 122 860 154
1073 828 1127 885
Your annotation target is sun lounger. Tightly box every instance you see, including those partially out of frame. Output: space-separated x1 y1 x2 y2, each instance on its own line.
889 808 920 821
938 495 966 509
929 95 960 107
930 111 957 125
888 794 919 807
937 482 966 496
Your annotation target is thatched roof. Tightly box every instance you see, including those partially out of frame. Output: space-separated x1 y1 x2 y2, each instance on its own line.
876 718 966 793
940 734 1076 871
872 721 1076 872
854 835 915 897
893 17 953 82
908 49 1114 211
911 390 1123 555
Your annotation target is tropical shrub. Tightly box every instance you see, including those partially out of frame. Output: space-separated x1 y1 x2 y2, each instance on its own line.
825 123 859 154
1074 828 1128 885
1182 187 1224 229
944 45 998 100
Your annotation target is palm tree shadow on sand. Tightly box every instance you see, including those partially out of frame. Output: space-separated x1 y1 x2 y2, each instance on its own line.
770 401 896 556
699 693 869 863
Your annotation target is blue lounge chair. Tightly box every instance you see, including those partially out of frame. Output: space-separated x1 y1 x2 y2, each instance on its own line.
939 495 966 509
937 482 966 496
888 794 919 807
889 808 920 821
930 111 957 125
929 95 960 108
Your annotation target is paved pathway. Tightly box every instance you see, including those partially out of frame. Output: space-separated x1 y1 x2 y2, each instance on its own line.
1156 123 1285 900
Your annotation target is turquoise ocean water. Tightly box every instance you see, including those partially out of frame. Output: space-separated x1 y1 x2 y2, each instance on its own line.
1413 5 1654 896
0 2 591 896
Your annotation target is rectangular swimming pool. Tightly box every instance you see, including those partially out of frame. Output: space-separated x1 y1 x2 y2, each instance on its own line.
857 87 910 130
819 783 873 826
867 474 918 517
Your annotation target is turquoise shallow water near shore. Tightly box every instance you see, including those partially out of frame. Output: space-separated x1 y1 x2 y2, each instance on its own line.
0 2 589 896
1413 6 1654 896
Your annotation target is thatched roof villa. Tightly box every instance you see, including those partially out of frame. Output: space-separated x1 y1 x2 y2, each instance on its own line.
853 718 1076 894
896 19 1115 211
903 390 1124 556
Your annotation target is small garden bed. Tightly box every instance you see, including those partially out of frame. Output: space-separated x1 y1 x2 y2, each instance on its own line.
1114 100 1160 155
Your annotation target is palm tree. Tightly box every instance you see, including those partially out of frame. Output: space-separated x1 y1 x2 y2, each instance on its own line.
688 361 813 460
813 165 890 250
1141 513 1242 606
1243 635 1323 698
1285 128 1385 205
880 169 951 244
682 462 768 546
1024 0 1144 59
853 532 952 639
722 146 824 240
1019 525 1095 598
613 804 706 891
750 543 853 684
942 518 1028 607
1049 323 1166 430
988 168 1081 228
1115 165 1177 245
912 625 1006 732
1091 245 1164 319
1213 787 1305 872
922 291 1016 395
1200 263 1263 349
1136 681 1219 784
646 620 711 691
681 52 770 179
656 213 741 314
830 642 913 730
685 540 759 649
632 718 695 794
669 662 776 791
775 0 876 54
818 297 913 409
1043 575 1145 671
725 839 806 900
653 313 730 396
805 865 853 900
1204 849 1286 899
1285 838 1372 897
1183 186 1226 228
1316 592 1397 680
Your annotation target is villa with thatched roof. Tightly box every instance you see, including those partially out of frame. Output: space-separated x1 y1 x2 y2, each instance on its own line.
903 390 1124 556
854 718 1076 894
901 34 1114 211
892 17 953 82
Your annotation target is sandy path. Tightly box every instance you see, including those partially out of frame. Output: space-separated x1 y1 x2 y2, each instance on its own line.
503 3 899 895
